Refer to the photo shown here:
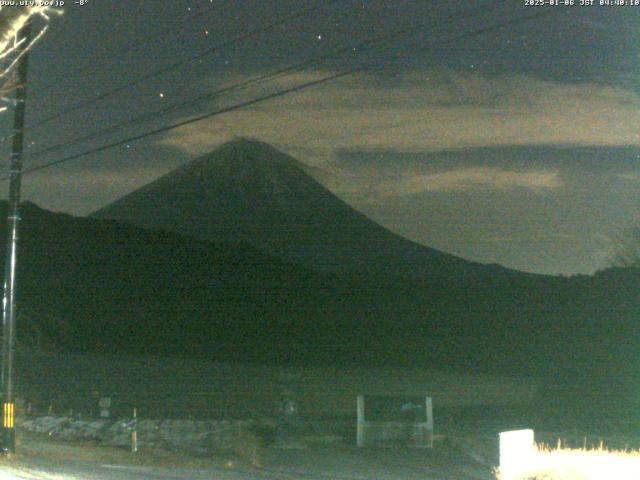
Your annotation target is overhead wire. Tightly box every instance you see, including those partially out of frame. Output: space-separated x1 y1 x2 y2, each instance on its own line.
10 8 559 180
41 0 225 84
22 0 341 133
24 0 510 162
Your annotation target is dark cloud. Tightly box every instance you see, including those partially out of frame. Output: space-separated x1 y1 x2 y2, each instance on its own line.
0 0 634 275
333 145 640 175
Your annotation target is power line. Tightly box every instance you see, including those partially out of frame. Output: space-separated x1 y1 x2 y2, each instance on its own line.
24 0 341 133
24 1 509 162
43 1 225 84
15 8 557 180
22 71 353 176
20 8 556 177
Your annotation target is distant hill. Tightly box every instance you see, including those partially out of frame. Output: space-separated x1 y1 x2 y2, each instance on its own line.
0 202 636 386
12 202 325 361
91 138 514 280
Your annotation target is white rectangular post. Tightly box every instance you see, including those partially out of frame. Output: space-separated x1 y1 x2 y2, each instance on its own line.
356 394 365 447
425 396 433 448
499 429 535 480
131 407 138 453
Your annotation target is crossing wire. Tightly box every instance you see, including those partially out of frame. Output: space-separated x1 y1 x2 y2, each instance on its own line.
13 8 558 180
25 0 341 132
42 0 225 83
24 0 510 162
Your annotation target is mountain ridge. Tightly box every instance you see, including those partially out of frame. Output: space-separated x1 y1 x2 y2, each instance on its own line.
0 199 636 383
91 138 524 280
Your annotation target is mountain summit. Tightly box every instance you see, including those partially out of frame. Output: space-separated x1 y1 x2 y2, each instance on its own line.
92 138 499 278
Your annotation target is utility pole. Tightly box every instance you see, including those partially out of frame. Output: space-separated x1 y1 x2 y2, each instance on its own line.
1 21 32 454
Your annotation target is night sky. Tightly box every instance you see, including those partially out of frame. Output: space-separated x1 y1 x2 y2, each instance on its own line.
1 0 638 275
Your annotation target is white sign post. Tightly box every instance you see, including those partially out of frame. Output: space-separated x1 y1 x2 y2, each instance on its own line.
425 396 433 448
499 429 535 480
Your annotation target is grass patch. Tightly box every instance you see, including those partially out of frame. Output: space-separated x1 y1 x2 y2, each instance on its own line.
498 443 640 480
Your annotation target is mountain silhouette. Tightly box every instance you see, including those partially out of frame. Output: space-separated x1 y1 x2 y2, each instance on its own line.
92 138 510 279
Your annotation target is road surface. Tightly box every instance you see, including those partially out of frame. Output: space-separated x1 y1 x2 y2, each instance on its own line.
0 444 494 479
